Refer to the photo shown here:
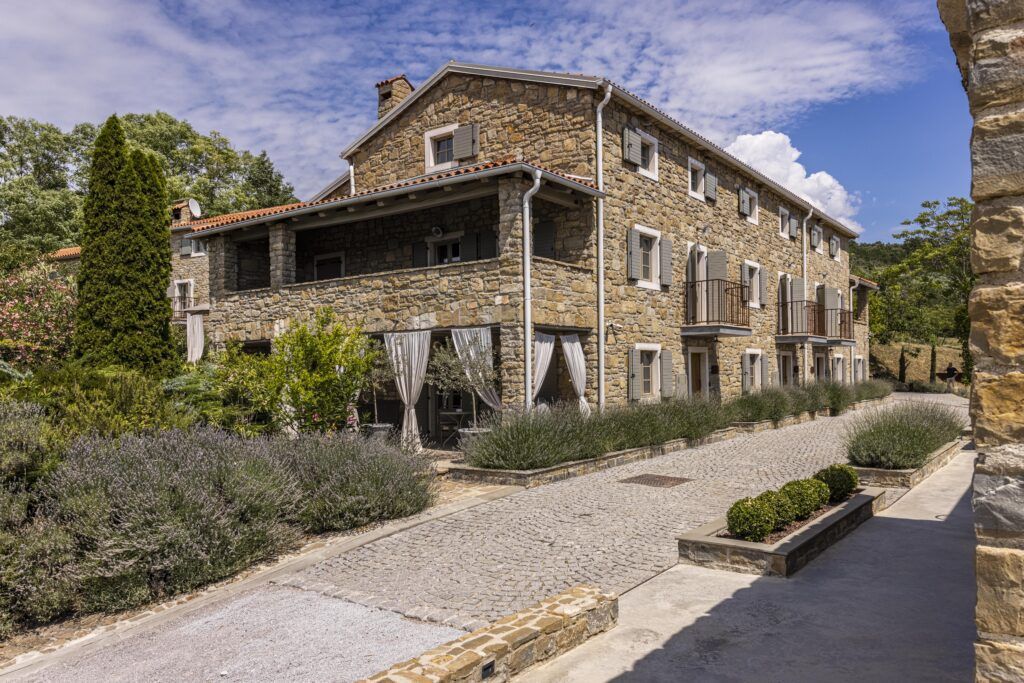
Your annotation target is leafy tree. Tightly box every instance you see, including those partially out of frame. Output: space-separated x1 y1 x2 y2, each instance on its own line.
0 113 296 274
74 116 174 373
425 339 497 429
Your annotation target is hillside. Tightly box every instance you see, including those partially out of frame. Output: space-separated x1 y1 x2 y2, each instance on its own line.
871 342 962 383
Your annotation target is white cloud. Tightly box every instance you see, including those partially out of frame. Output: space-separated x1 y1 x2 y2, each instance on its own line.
0 0 932 205
726 131 862 232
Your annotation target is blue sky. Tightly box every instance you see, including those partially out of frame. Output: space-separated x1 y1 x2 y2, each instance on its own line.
1 0 970 241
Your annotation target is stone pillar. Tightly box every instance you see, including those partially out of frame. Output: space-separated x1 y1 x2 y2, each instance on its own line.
269 225 296 290
208 234 237 299
497 176 528 407
938 1 1024 677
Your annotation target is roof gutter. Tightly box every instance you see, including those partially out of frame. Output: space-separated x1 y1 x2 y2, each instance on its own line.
185 163 603 240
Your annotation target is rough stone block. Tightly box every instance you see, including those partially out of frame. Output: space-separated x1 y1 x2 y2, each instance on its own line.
970 282 1024 364
973 372 1024 446
972 108 1024 201
971 198 1024 273
968 27 1024 111
975 445 1024 541
975 638 1024 681
966 0 1024 31
976 545 1024 637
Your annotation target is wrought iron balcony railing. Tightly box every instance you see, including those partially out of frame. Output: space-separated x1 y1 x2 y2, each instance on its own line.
682 279 750 328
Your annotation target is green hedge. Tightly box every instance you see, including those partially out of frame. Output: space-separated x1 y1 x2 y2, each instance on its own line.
462 396 732 470
846 402 964 469
728 475 843 542
814 464 860 503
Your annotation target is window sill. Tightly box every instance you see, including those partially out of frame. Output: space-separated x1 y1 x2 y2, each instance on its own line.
425 160 457 174
637 168 659 182
636 280 662 291
688 190 705 202
745 214 759 226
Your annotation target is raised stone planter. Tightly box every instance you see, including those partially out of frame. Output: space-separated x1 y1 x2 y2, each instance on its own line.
445 428 736 488
360 585 617 683
732 410 816 433
677 487 889 577
851 438 964 489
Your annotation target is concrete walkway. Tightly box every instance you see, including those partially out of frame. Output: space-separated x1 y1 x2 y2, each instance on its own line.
522 447 978 682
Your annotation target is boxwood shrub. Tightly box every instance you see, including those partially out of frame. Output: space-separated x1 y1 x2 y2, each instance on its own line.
846 402 964 469
814 464 859 503
726 496 777 543
755 489 797 528
780 479 830 519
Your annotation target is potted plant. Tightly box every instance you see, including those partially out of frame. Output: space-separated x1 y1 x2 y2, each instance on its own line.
425 338 497 438
363 339 396 437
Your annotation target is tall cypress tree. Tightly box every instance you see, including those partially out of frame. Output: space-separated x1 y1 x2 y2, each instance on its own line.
74 115 173 372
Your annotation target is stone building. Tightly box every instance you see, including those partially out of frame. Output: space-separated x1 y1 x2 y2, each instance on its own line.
939 1 1024 678
175 62 872 441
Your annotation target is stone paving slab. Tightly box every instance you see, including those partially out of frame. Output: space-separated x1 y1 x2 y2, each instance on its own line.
282 394 968 630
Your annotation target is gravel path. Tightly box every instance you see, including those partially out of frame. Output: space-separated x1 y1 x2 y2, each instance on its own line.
23 585 462 683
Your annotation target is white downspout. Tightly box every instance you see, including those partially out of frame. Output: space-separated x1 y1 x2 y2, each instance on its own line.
801 207 814 385
348 158 356 195
595 82 612 412
523 168 543 410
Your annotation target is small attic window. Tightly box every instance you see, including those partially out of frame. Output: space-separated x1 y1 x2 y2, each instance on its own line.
172 207 182 220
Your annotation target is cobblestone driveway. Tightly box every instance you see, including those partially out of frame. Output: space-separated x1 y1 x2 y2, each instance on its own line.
283 395 968 630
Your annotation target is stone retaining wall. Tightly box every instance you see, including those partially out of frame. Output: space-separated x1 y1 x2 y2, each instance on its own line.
360 585 617 683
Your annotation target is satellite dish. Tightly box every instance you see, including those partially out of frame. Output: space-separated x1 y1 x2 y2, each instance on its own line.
188 198 202 218
431 226 444 237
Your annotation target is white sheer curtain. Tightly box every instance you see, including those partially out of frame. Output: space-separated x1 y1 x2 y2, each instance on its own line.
451 327 502 411
532 332 556 402
559 334 590 415
186 313 204 364
385 330 431 451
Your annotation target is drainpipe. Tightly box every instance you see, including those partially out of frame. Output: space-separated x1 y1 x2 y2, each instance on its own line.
523 168 543 410
595 82 612 412
348 157 356 195
801 207 814 385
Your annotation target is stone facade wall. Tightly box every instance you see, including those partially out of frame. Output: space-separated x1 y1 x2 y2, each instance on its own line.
169 231 211 305
352 73 597 187
938 1 1024 678
360 585 617 683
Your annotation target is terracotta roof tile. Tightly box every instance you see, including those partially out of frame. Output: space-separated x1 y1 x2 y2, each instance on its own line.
47 246 82 261
375 74 412 88
185 157 597 235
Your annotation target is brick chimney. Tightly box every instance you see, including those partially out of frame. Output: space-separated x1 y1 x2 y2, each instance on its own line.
376 75 414 119
170 198 201 226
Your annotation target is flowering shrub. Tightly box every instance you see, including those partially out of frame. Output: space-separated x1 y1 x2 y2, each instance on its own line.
0 263 76 369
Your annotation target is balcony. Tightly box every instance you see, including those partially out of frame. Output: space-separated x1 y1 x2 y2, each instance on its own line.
824 308 855 345
776 300 826 344
171 296 195 321
681 279 752 337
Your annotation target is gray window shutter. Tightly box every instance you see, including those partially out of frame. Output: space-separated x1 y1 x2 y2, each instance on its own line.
534 221 556 259
791 277 805 302
166 281 176 298
628 348 641 400
791 276 806 333
789 215 799 238
760 354 770 388
453 124 478 160
627 228 642 280
830 236 839 257
707 250 728 281
659 238 673 287
660 349 674 398
479 229 497 259
461 233 478 262
705 172 717 201
180 238 192 256
741 353 751 394
412 242 428 267
758 267 768 306
738 189 750 216
811 227 821 248
622 128 642 165
824 287 840 310
741 263 750 290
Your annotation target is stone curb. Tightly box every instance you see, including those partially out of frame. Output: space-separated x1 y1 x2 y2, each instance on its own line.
852 438 966 489
359 585 618 683
677 486 889 577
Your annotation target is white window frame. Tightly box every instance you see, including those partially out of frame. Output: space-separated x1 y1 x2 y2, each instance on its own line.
813 225 824 254
744 188 759 225
745 348 763 391
687 157 705 201
190 238 208 257
635 342 662 401
854 355 865 382
313 251 345 280
814 350 828 381
634 224 661 291
424 123 460 173
830 234 842 262
778 206 790 240
636 129 659 181
425 229 465 266
743 259 762 308
686 346 710 397
832 355 846 384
